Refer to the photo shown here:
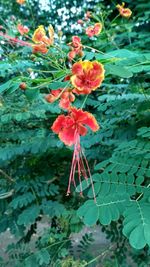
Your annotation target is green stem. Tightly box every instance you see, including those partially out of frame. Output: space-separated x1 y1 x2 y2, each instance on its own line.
81 95 88 109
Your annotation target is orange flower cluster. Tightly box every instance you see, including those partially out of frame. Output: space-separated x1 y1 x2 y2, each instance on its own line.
32 25 54 54
116 2 132 18
0 24 54 55
17 24 29 35
68 36 83 61
86 22 102 37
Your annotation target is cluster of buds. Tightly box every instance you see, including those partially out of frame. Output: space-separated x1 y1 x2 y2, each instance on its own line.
68 36 83 61
46 88 75 110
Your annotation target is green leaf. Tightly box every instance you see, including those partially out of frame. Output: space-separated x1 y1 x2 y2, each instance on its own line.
0 80 13 94
123 201 150 249
41 200 66 217
77 200 99 226
25 88 40 101
25 249 50 267
105 64 133 78
17 205 40 226
9 193 36 209
77 194 129 226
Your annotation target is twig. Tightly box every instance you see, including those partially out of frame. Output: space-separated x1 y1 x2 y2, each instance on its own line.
0 189 14 199
136 183 150 201
46 177 58 184
83 244 115 266
0 169 14 183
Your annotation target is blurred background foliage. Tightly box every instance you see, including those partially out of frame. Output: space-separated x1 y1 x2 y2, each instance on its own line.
0 0 150 266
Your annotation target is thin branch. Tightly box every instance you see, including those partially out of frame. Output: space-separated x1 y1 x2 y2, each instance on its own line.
0 189 14 199
83 244 115 266
0 169 14 183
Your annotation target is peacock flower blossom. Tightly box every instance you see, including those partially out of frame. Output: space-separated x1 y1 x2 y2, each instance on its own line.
16 0 26 4
17 24 29 35
68 36 83 61
70 60 105 94
116 2 132 18
32 25 45 43
45 88 75 110
51 107 99 199
32 43 48 54
86 22 102 37
32 25 54 46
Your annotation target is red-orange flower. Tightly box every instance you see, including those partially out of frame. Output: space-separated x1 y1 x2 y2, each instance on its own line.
32 43 48 54
16 0 25 4
51 107 99 198
17 24 29 35
32 25 54 46
116 3 132 18
51 107 99 146
45 88 75 110
71 60 105 94
86 22 102 37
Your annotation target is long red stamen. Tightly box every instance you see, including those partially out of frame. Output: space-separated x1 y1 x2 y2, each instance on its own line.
81 148 96 203
66 149 76 196
67 129 96 202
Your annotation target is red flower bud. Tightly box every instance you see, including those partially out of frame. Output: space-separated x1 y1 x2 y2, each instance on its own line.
19 82 27 90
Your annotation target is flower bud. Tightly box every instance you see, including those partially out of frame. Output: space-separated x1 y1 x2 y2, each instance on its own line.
19 82 27 90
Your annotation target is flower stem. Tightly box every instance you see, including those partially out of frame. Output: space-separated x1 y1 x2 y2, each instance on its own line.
81 95 88 109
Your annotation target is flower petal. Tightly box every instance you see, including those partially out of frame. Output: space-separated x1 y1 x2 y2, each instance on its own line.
72 61 83 75
82 112 99 132
94 23 102 35
32 25 46 43
51 115 66 133
59 127 76 146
